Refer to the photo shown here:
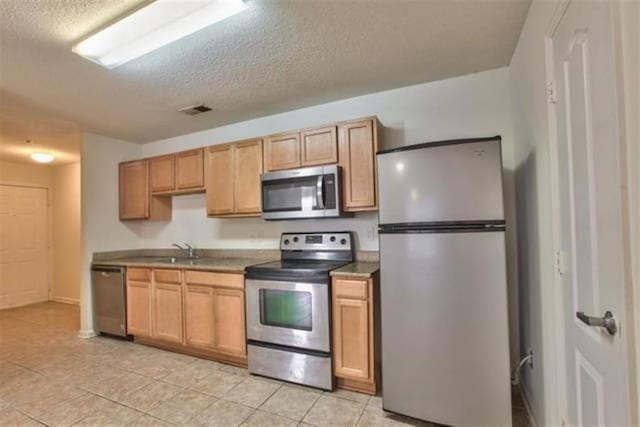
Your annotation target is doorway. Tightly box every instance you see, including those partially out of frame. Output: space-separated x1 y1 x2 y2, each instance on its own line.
547 0 633 424
0 185 50 309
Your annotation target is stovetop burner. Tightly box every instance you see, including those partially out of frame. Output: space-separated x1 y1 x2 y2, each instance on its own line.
247 259 350 276
245 232 354 280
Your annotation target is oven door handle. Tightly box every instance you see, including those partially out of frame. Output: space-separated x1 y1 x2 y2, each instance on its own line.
316 175 325 209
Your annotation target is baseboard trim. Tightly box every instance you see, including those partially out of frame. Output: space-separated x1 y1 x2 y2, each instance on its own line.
519 384 539 427
51 296 80 305
77 329 96 339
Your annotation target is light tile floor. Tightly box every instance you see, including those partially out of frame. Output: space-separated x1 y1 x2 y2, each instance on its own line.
0 302 531 426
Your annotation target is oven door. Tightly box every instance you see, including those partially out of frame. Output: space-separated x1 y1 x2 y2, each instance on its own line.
261 165 340 220
246 279 330 353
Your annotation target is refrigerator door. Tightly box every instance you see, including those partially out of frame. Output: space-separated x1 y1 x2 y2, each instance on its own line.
380 230 511 427
377 139 504 225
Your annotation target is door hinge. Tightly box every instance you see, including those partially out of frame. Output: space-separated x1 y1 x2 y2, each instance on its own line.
547 81 557 104
556 250 567 275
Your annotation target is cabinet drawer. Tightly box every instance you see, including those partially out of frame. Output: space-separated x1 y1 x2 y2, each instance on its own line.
334 279 368 300
184 270 244 289
154 269 182 284
128 268 151 282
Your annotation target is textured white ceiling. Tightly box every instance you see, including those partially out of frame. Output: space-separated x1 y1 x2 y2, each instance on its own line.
0 0 531 144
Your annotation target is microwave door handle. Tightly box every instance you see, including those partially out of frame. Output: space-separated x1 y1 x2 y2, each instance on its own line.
316 175 325 209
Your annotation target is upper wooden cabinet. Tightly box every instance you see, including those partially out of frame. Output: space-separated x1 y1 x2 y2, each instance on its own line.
150 155 175 193
264 132 301 171
119 116 380 222
120 160 149 219
119 160 171 221
176 149 205 190
301 126 338 166
206 144 234 215
149 149 204 194
338 118 379 212
206 139 263 217
264 126 339 172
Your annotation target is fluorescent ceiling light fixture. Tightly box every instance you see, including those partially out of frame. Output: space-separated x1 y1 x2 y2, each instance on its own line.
31 152 55 163
73 0 250 69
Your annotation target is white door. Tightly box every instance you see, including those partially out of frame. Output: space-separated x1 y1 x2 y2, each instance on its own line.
550 1 630 425
0 185 49 309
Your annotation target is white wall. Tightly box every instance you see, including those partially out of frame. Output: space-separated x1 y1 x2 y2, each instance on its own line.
508 1 567 425
138 67 520 366
51 162 81 303
79 133 142 336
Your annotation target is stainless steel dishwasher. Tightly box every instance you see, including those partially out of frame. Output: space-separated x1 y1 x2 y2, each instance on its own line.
91 265 128 337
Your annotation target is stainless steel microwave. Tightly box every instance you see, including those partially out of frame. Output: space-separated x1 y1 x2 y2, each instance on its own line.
261 165 348 220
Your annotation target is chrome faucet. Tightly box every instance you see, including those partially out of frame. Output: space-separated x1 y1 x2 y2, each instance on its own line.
172 243 198 259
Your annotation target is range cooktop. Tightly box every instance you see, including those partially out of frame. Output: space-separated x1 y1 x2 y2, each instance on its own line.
245 232 354 280
246 259 350 276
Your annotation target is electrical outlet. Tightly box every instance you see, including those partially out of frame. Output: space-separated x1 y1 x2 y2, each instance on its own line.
527 348 534 369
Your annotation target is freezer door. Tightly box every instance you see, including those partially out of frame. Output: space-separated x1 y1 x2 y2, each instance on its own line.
380 231 511 427
377 139 504 225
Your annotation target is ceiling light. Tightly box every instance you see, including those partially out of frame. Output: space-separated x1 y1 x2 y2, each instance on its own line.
31 152 55 163
73 0 250 69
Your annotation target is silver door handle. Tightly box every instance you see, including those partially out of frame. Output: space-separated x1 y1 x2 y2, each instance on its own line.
576 310 618 336
316 176 324 209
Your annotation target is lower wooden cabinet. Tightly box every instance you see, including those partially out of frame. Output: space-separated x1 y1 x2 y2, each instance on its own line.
211 288 246 356
126 268 153 337
127 267 247 364
183 270 247 357
184 284 216 349
152 269 183 344
183 284 246 354
332 276 379 394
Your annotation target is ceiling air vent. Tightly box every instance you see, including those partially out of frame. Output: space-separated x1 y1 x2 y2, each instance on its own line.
179 104 213 116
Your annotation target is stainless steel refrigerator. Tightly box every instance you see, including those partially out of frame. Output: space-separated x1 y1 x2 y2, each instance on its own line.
377 136 512 427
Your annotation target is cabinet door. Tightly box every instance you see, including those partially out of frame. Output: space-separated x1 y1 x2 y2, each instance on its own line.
338 119 377 211
206 145 235 215
301 126 338 166
264 132 300 171
119 160 149 219
176 149 204 190
333 279 371 380
152 281 183 343
126 280 152 337
149 155 175 193
212 288 246 356
184 284 215 349
234 139 263 214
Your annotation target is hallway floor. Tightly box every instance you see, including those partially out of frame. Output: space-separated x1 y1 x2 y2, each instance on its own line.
0 302 531 426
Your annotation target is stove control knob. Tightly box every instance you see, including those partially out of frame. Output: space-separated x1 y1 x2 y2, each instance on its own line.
330 236 336 242
340 238 347 245
293 236 299 243
284 239 290 245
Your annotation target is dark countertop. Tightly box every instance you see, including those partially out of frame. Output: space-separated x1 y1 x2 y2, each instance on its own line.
94 256 274 273
330 262 380 279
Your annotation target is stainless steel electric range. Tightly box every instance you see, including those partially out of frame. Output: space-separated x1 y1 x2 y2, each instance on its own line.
245 232 354 390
